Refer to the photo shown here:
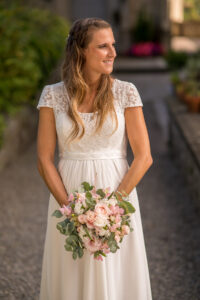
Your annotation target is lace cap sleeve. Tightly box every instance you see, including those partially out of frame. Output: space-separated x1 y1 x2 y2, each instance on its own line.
124 82 143 108
36 85 54 110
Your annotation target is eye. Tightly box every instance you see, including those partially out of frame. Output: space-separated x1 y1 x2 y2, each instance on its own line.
99 43 116 48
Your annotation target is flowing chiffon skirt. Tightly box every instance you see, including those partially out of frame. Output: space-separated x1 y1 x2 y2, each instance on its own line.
39 157 152 300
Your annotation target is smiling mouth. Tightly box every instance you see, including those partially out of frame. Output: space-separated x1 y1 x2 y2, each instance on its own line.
103 60 113 65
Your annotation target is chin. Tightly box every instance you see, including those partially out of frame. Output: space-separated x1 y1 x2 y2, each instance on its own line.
102 68 113 75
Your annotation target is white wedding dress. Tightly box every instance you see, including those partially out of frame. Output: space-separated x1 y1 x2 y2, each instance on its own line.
37 78 153 300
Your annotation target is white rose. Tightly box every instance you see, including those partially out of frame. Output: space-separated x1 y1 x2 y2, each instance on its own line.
98 228 110 237
74 201 84 215
94 215 109 228
110 216 115 222
77 225 86 240
108 198 117 206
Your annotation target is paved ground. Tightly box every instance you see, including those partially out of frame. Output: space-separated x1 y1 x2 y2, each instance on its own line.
0 72 200 300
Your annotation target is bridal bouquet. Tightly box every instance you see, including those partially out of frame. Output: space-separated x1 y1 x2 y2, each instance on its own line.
52 181 136 261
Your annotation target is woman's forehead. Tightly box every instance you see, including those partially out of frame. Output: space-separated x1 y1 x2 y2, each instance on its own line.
89 28 115 44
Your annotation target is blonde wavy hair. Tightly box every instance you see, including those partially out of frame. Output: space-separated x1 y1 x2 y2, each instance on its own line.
61 17 118 145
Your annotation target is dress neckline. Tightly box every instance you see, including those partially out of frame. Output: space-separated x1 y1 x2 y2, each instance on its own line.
75 78 118 115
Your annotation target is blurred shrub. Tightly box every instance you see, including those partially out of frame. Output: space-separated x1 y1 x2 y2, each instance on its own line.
164 50 188 70
184 51 200 81
130 9 163 43
0 2 70 147
170 51 200 99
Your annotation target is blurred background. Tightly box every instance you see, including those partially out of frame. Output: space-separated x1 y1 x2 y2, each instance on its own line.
0 0 200 299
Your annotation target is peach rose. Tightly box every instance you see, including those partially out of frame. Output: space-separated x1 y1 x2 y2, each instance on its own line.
94 202 110 217
122 225 130 235
78 214 87 224
86 210 96 229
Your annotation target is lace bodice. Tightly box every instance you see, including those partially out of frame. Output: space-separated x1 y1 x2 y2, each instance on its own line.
36 78 143 159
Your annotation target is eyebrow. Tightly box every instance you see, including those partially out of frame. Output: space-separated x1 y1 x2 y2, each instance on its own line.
97 41 116 45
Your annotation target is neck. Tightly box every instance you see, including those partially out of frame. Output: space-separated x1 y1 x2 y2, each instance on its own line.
83 72 102 92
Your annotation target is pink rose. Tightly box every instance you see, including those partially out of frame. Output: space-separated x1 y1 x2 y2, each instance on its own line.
119 207 124 215
109 205 122 215
91 187 101 200
68 193 74 202
77 193 86 202
101 242 110 254
110 224 119 232
59 205 72 216
84 237 102 253
115 214 121 224
104 187 111 197
94 255 103 261
78 214 87 224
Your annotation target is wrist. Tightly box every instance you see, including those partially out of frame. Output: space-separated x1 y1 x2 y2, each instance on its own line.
115 189 128 201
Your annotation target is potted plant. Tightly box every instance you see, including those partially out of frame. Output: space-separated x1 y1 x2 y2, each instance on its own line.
184 82 200 113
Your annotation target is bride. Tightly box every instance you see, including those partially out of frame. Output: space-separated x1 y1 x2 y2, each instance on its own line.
37 17 153 300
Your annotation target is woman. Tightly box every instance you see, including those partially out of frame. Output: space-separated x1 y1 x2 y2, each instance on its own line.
37 17 153 300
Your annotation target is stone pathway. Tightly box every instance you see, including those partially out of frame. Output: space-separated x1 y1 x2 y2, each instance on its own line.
0 72 199 300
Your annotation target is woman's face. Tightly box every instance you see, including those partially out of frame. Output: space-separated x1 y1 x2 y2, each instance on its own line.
83 27 117 78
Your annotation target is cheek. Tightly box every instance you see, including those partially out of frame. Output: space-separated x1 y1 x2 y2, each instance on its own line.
85 50 107 66
93 49 107 60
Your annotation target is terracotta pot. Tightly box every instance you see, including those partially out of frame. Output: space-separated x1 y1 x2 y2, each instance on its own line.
186 96 200 113
175 85 185 103
183 93 192 105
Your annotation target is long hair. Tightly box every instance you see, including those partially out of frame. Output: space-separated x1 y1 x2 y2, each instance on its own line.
61 17 118 145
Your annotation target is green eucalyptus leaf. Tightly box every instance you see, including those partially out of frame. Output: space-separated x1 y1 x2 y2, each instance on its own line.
72 251 78 260
84 226 92 240
77 247 84 258
96 189 106 198
64 244 73 252
52 210 63 218
81 181 94 191
86 191 92 199
108 192 114 199
118 200 136 214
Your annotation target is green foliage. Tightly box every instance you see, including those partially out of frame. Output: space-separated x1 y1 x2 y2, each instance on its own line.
164 50 188 70
52 210 63 218
130 9 162 43
0 1 70 148
96 189 106 198
107 232 120 253
170 51 200 97
185 52 200 81
184 0 200 21
118 200 136 214
0 115 6 148
81 181 94 191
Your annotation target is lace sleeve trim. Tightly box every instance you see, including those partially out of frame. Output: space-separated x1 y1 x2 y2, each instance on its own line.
124 82 143 108
36 85 54 110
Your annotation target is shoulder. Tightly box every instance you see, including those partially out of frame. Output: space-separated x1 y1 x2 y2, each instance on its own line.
45 81 65 94
37 81 67 111
113 78 143 109
113 78 138 91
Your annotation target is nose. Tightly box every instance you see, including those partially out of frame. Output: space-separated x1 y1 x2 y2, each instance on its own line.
108 45 116 58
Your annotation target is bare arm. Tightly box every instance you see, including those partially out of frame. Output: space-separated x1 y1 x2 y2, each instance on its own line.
115 106 153 198
37 107 69 207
